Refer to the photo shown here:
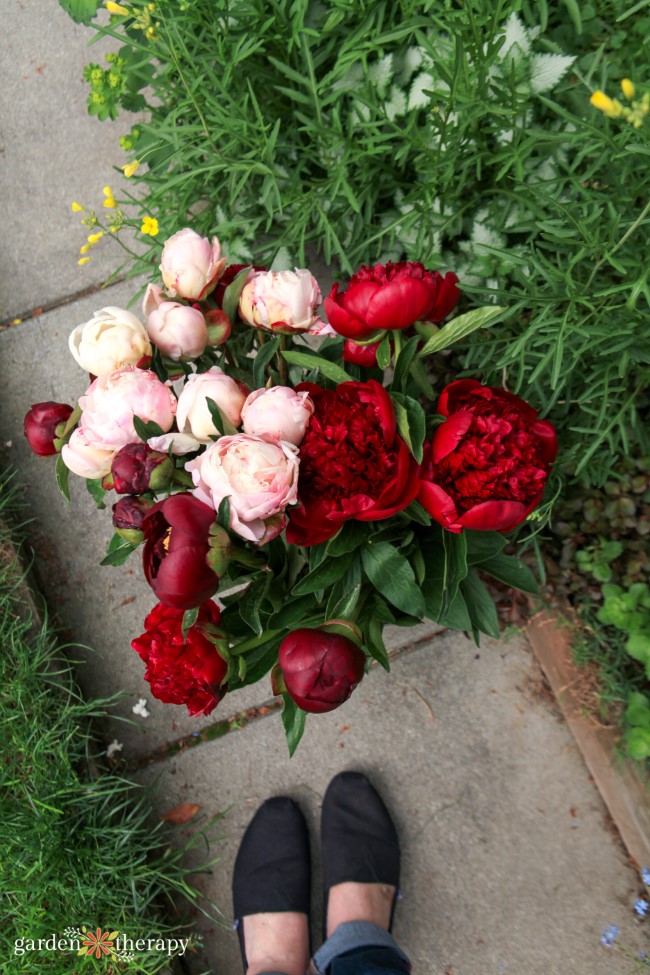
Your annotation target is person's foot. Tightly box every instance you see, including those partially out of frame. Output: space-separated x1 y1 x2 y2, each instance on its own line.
232 797 311 974
325 881 396 937
321 771 401 938
243 911 309 975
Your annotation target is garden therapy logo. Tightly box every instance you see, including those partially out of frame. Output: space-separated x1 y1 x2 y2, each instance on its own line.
13 926 192 962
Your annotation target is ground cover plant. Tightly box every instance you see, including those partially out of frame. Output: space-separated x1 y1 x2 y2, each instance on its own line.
0 470 222 973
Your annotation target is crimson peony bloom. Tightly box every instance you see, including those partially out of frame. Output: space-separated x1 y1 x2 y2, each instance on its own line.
109 442 174 494
286 380 419 546
132 600 228 716
276 627 366 713
142 493 229 609
342 339 380 368
324 261 460 340
24 402 74 456
417 380 558 534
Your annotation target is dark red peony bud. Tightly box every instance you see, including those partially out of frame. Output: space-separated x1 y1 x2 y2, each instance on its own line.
342 339 380 368
112 495 155 544
276 627 366 713
24 402 74 456
110 442 174 495
132 599 229 716
142 493 228 609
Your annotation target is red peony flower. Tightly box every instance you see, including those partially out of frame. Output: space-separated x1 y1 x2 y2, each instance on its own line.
276 627 366 713
142 493 229 609
342 339 380 368
24 402 74 457
418 380 558 534
132 600 228 716
324 261 460 340
286 380 419 546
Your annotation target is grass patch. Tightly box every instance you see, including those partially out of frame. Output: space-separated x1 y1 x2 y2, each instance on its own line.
0 470 223 973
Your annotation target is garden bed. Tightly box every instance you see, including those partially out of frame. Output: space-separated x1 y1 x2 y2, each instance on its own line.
527 608 650 883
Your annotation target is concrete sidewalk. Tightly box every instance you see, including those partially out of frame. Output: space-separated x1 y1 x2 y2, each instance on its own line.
1 3 648 973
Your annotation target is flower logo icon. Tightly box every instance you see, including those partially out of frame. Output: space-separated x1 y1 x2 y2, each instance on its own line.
78 927 118 959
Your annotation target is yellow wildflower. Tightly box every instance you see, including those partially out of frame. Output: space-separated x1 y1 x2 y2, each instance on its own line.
145 26 156 40
109 225 119 233
87 231 104 245
78 257 91 266
105 1 130 14
141 216 159 236
122 160 140 178
11 318 22 326
590 90 623 118
71 201 85 213
621 78 635 101
79 243 91 255
103 185 117 208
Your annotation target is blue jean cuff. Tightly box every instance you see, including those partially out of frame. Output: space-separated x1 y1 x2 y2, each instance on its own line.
310 920 411 974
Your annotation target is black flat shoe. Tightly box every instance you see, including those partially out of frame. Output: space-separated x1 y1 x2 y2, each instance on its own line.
232 796 311 972
321 771 401 939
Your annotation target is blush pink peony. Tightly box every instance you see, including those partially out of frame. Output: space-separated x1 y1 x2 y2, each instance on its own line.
176 367 247 442
146 301 209 361
160 228 226 301
78 366 176 452
186 433 299 543
69 306 151 377
238 269 323 334
241 386 314 446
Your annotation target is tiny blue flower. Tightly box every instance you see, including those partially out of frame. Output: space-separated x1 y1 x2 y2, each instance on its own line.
601 924 620 947
642 867 650 886
634 898 649 918
192 731 200 737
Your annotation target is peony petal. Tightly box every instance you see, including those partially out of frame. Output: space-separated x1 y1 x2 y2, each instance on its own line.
148 432 202 455
427 272 460 323
358 379 396 444
457 500 527 533
343 280 380 321
417 481 461 532
531 419 559 464
365 278 434 331
324 292 370 340
432 411 473 463
436 379 482 417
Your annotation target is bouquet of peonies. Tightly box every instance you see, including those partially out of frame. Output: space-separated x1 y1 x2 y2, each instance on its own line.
25 228 557 752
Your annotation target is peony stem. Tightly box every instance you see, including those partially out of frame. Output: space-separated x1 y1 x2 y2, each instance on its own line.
392 329 402 368
257 328 267 346
277 334 288 384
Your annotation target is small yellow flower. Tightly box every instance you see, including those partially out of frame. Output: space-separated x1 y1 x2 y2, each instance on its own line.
87 231 104 244
109 225 119 233
621 78 635 101
590 90 623 118
103 185 117 209
122 160 140 178
71 201 85 213
79 243 91 255
148 2 156 9
141 216 159 236
78 257 91 266
105 1 130 14
11 318 22 325
145 26 156 40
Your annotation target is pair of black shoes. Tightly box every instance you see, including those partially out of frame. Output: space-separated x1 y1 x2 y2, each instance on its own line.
232 771 401 970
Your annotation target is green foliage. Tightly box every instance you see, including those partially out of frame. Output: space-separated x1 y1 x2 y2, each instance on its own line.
0 475 222 973
624 692 650 761
598 582 650 678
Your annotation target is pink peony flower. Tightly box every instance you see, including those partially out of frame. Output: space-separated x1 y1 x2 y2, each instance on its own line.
160 228 226 301
142 283 165 317
238 269 323 334
186 433 299 543
61 428 115 479
241 386 314 446
176 367 248 442
78 366 176 452
146 301 209 361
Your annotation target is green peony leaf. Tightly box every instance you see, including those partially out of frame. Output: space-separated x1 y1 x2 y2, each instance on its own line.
417 306 506 357
281 694 307 757
282 350 354 384
361 542 425 617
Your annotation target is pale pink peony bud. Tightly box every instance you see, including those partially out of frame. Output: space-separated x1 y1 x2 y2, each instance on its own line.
69 306 151 377
238 269 323 334
176 367 247 442
186 433 299 543
146 301 209 361
159 228 226 301
241 386 314 446
61 428 115 479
